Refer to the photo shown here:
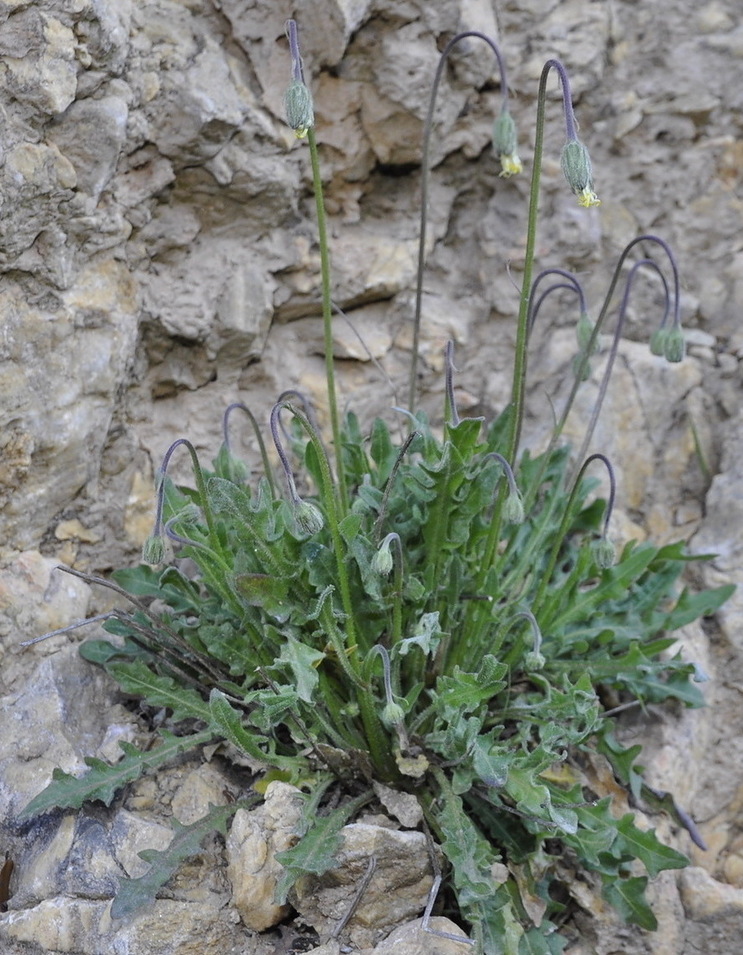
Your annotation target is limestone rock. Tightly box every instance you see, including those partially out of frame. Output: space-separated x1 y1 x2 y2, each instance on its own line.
292 822 435 948
226 781 305 932
372 916 471 954
0 896 274 955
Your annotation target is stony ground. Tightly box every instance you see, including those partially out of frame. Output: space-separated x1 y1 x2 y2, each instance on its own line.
1 0 742 952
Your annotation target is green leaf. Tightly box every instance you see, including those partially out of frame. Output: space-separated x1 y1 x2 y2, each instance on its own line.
472 736 510 789
663 583 736 630
19 731 213 819
601 875 656 930
111 564 164 598
275 790 370 904
396 611 445 658
615 814 689 877
208 690 271 764
107 660 211 722
79 638 146 666
438 788 500 908
234 573 291 621
111 800 256 919
520 926 567 954
277 636 325 703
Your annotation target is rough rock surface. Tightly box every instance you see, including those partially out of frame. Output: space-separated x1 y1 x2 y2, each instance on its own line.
0 0 742 952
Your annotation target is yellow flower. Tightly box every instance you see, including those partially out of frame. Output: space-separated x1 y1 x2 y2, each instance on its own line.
577 186 601 208
499 153 523 178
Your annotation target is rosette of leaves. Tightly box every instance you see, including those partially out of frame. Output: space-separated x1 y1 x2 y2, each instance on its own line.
22 399 732 952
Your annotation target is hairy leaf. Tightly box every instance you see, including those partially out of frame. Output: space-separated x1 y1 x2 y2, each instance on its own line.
20 731 213 819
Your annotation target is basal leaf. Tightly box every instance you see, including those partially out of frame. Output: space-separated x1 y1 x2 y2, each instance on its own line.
277 636 325 703
615 814 689 877
234 573 291 621
208 690 271 764
274 790 370 904
472 735 510 789
662 583 736 630
107 660 211 722
601 875 656 930
19 731 213 819
111 800 256 919
438 788 499 908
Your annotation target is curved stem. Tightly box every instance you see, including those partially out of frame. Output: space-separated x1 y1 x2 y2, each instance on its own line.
527 267 587 336
154 438 219 547
571 257 672 470
271 401 360 654
409 31 511 414
222 402 276 497
532 452 616 616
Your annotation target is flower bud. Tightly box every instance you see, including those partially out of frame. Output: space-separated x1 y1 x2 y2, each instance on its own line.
492 109 522 178
592 536 616 570
524 650 546 671
372 538 394 576
381 701 405 727
663 327 686 363
560 139 600 207
292 500 324 535
502 490 525 525
284 80 314 138
649 327 669 357
142 533 165 565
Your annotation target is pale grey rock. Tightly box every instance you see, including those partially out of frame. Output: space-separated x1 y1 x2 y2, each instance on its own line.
372 916 470 954
2 11 77 116
0 261 138 550
292 822 435 948
0 141 77 262
372 782 423 829
139 22 248 165
11 813 124 909
169 762 235 826
109 809 175 879
0 896 274 955
677 867 743 954
0 552 90 692
0 643 122 819
47 95 129 200
226 781 305 932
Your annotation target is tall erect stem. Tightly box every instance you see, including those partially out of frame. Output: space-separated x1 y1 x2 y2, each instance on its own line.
285 19 348 513
508 59 581 463
307 128 348 514
409 31 511 415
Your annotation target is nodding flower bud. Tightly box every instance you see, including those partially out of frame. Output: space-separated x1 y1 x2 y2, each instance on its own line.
492 109 522 177
663 326 686 363
284 80 314 138
372 537 395 576
142 533 166 565
650 327 669 357
592 535 616 570
292 500 324 536
381 701 406 728
524 650 546 671
560 139 600 207
502 489 525 525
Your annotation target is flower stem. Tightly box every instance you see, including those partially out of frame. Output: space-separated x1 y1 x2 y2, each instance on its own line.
307 127 348 515
409 31 511 415
508 59 578 463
